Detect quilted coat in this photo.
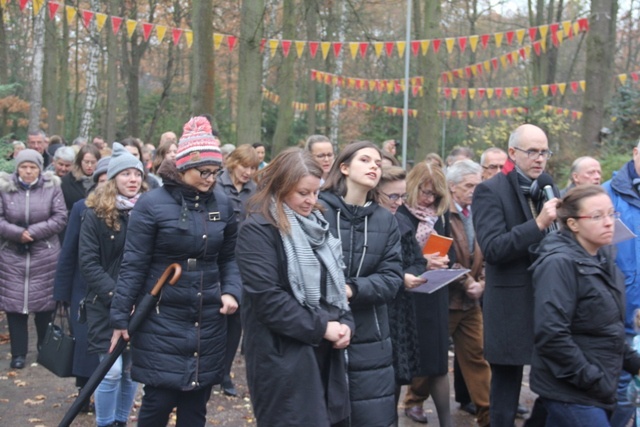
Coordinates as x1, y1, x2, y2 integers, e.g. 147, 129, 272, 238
0, 171, 67, 313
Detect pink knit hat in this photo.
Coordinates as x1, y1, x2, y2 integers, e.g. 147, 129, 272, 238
175, 116, 223, 172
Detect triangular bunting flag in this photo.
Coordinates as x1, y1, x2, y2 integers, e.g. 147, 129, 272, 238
156, 25, 166, 43
506, 31, 515, 45
516, 29, 526, 44
550, 84, 558, 96
519, 48, 526, 60
563, 21, 572, 38
321, 42, 331, 59
185, 30, 193, 47
227, 36, 237, 52
172, 28, 182, 45
295, 41, 305, 58
309, 41, 319, 58
558, 83, 566, 95
332, 42, 342, 58
281, 40, 292, 57
495, 32, 504, 47
48, 1, 59, 20
632, 72, 639, 82
469, 35, 479, 52
385, 42, 394, 57
95, 13, 107, 32
359, 42, 368, 58
513, 87, 520, 97
451, 88, 458, 99
460, 88, 467, 98
269, 40, 279, 58
411, 41, 420, 56
349, 42, 358, 59
111, 16, 123, 35
578, 18, 589, 32
505, 87, 513, 98
570, 81, 579, 93
82, 10, 93, 29
142, 23, 153, 42
458, 37, 467, 52
469, 88, 476, 99
397, 41, 406, 58
33, 0, 44, 16
478, 88, 486, 98
619, 74, 628, 84
539, 25, 548, 39
495, 88, 503, 99
445, 38, 455, 53
483, 60, 490, 72
126, 19, 137, 39
432, 39, 441, 53
487, 88, 494, 99
481, 34, 490, 49
421, 40, 429, 55
500, 55, 507, 68
19, 0, 28, 12
541, 85, 549, 96
213, 33, 224, 50
373, 42, 383, 57
528, 27, 537, 42
491, 57, 498, 70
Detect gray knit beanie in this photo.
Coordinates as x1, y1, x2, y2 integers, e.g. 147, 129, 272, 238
107, 143, 144, 180
15, 149, 44, 172
93, 156, 111, 183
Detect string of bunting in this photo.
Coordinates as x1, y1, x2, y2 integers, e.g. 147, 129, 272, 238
312, 70, 640, 99
261, 87, 582, 120
1, 0, 588, 60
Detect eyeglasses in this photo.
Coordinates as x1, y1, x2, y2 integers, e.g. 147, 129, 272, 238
381, 192, 408, 202
314, 153, 334, 160
197, 168, 219, 179
482, 164, 504, 171
419, 189, 440, 199
574, 212, 621, 222
513, 147, 553, 159
81, 160, 97, 166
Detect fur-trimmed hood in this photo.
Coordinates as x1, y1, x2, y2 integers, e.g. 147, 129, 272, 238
0, 171, 62, 193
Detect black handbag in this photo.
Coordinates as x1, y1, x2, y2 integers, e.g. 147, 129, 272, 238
37, 303, 75, 377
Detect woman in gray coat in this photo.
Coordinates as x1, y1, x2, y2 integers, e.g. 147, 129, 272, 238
0, 149, 67, 369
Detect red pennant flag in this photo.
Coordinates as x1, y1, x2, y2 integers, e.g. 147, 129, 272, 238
461, 111, 468, 119
82, 10, 94, 29
281, 40, 291, 57
519, 48, 526, 60
441, 73, 448, 84
480, 34, 490, 49
359, 42, 369, 58
142, 23, 153, 41
311, 70, 317, 80
337, 77, 343, 86
533, 41, 541, 56
460, 88, 467, 98
332, 42, 342, 58
412, 86, 419, 97
394, 82, 401, 94
384, 42, 394, 57
19, 0, 28, 11
495, 88, 503, 99
532, 86, 539, 95
476, 110, 482, 118
478, 88, 486, 99
48, 2, 60, 20
454, 69, 462, 79
227, 35, 237, 52
578, 18, 589, 32
465, 67, 472, 78
502, 109, 508, 115
550, 23, 559, 36
171, 28, 182, 45
111, 16, 123, 35
513, 87, 520, 97
572, 111, 578, 120
355, 79, 362, 90
259, 38, 266, 53
551, 32, 559, 47
632, 72, 639, 82
443, 88, 451, 99
506, 31, 515, 45
528, 27, 537, 42
309, 41, 319, 58
411, 41, 420, 56
507, 53, 514, 65
476, 64, 483, 76
432, 39, 441, 53
458, 37, 467, 52
491, 58, 498, 70
490, 110, 496, 118
550, 84, 558, 96
570, 81, 579, 93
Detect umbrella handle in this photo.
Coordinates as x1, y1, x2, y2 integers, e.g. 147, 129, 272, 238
150, 263, 182, 297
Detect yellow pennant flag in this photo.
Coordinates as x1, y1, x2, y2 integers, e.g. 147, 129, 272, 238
516, 29, 526, 44
347, 78, 355, 88
387, 82, 394, 94
295, 41, 305, 58
469, 35, 479, 52
505, 87, 513, 98
156, 25, 167, 43
126, 20, 137, 39
562, 21, 572, 36
412, 110, 418, 118
539, 25, 549, 39
483, 110, 489, 118
619, 74, 628, 84
500, 55, 507, 69
486, 88, 494, 99
445, 38, 455, 53
541, 84, 549, 96
332, 76, 339, 86
524, 46, 531, 58
563, 109, 570, 117
269, 39, 279, 58
421, 40, 430, 55
399, 80, 406, 91
451, 88, 458, 99
557, 30, 564, 44
96, 13, 108, 32
573, 22, 580, 35
577, 112, 583, 119
349, 42, 359, 59
540, 39, 547, 52
321, 42, 331, 59
495, 32, 504, 48
66, 5, 76, 25
484, 60, 490, 72
469, 89, 476, 99
185, 30, 193, 47
580, 80, 586, 91
446, 71, 454, 83
418, 87, 424, 97
523, 87, 529, 96
397, 41, 406, 58
0, 0, 6, 9
214, 33, 224, 50
471, 66, 478, 76
373, 42, 384, 58
33, 0, 44, 16
558, 83, 566, 95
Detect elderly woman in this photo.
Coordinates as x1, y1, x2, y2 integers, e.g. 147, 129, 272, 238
0, 149, 67, 369
61, 144, 101, 211
110, 117, 242, 427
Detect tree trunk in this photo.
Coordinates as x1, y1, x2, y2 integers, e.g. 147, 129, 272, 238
237, 0, 265, 146
580, 0, 618, 147
0, 7, 7, 85
78, 0, 102, 139
304, 0, 320, 135
43, 14, 59, 135
191, 0, 215, 118
415, 0, 442, 158
329, 1, 346, 144
272, 0, 297, 153
28, 7, 46, 133
105, 0, 119, 144
56, 0, 70, 138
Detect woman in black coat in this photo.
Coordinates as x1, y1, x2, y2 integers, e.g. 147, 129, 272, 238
61, 144, 101, 211
530, 185, 640, 426
110, 117, 242, 427
236, 148, 353, 427
319, 141, 403, 427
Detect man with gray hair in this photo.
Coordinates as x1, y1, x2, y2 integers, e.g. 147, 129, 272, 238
27, 130, 51, 168
50, 146, 75, 177
561, 156, 602, 196
480, 147, 508, 181
446, 159, 491, 427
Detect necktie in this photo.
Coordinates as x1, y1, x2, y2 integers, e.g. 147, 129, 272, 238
461, 207, 469, 218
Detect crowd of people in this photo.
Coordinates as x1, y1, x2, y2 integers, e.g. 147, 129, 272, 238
1, 119, 640, 427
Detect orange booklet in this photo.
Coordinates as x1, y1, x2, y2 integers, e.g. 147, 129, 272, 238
422, 234, 453, 256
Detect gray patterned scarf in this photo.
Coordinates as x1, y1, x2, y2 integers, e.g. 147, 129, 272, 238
270, 202, 349, 312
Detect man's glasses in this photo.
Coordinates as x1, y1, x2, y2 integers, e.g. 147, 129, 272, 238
381, 192, 408, 202
197, 168, 219, 179
482, 164, 504, 171
513, 147, 553, 159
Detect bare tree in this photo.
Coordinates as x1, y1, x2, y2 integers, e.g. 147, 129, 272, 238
79, 0, 102, 139
191, 0, 215, 118
28, 7, 46, 133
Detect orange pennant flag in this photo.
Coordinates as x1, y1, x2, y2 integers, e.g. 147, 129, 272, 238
397, 41, 406, 58
126, 19, 137, 39
185, 30, 193, 48
445, 38, 455, 53
269, 39, 279, 58
495, 32, 504, 48
295, 41, 305, 58
65, 5, 76, 25
321, 42, 331, 59
516, 29, 526, 44
373, 42, 384, 58
156, 25, 167, 43
214, 33, 224, 50
349, 42, 359, 59
469, 35, 479, 52
96, 13, 108, 32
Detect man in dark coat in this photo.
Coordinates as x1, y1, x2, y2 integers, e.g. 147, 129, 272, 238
471, 124, 558, 427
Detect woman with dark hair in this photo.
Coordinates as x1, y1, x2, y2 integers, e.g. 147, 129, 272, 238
530, 185, 640, 426
79, 143, 147, 427
397, 161, 453, 426
150, 138, 178, 176
319, 141, 403, 427
236, 147, 353, 426
60, 144, 101, 211
110, 117, 242, 427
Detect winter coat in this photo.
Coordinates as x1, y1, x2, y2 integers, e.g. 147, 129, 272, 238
236, 212, 354, 427
61, 171, 91, 212
79, 208, 130, 354
53, 199, 99, 377
0, 171, 67, 313
217, 168, 256, 222
603, 161, 640, 334
318, 192, 403, 427
471, 169, 548, 365
110, 161, 242, 391
530, 230, 640, 410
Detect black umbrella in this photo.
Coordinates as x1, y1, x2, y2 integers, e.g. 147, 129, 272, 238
58, 263, 182, 427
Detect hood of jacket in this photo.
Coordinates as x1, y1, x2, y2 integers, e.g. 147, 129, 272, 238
608, 160, 640, 210
0, 170, 61, 193
319, 191, 378, 223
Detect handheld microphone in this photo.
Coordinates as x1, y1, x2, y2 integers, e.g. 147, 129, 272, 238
536, 173, 556, 201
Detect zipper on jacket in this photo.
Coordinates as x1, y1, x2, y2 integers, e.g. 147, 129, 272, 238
22, 189, 31, 314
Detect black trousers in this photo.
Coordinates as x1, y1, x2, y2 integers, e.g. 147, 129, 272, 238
137, 384, 213, 427
222, 310, 242, 382
6, 311, 54, 357
490, 363, 547, 427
